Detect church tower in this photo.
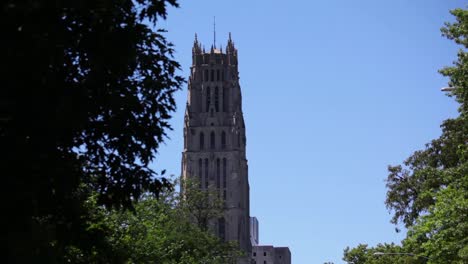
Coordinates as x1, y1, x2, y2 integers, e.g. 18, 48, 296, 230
181, 33, 251, 260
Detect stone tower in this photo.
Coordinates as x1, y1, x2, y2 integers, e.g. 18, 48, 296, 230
181, 33, 251, 260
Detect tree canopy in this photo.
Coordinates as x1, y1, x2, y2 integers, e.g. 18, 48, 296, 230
2, 0, 184, 262
343, 243, 426, 264
385, 8, 467, 229
342, 8, 468, 264
74, 182, 241, 264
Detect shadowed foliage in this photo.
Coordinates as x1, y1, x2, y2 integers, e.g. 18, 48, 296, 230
2, 0, 183, 262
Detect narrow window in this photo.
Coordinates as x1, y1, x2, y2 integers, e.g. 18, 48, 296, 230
221, 70, 224, 81
253, 252, 256, 257
204, 69, 208, 81
223, 158, 227, 189
210, 131, 215, 149
264, 252, 266, 256
216, 159, 220, 188
218, 218, 225, 240
214, 87, 219, 112
216, 69, 220, 81
221, 131, 226, 149
204, 158, 208, 188
206, 87, 211, 112
223, 87, 228, 112
199, 132, 204, 150
198, 159, 202, 188
211, 69, 214, 81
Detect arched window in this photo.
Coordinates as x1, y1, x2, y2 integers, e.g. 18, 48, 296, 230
221, 131, 226, 149
206, 87, 211, 112
216, 158, 220, 188
222, 158, 227, 189
198, 159, 202, 188
211, 69, 214, 81
214, 87, 219, 112
210, 131, 215, 149
204, 69, 208, 81
204, 158, 209, 188
216, 69, 220, 81
199, 132, 204, 150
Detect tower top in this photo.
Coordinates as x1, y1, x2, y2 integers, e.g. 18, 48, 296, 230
192, 33, 202, 54
192, 33, 236, 56
213, 16, 216, 48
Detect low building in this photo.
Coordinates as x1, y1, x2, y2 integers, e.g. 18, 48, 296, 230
252, 245, 291, 264
250, 217, 291, 263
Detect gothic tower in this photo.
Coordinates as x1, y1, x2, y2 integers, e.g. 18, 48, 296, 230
181, 33, 251, 260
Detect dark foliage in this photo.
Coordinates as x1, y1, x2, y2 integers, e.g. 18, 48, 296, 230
1, 0, 183, 262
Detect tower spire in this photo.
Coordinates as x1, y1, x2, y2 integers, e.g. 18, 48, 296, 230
213, 16, 216, 48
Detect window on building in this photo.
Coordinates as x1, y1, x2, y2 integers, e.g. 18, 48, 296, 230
198, 159, 202, 188
216, 69, 220, 81
221, 70, 224, 81
223, 87, 228, 112
218, 217, 225, 240
204, 69, 208, 81
216, 159, 220, 188
221, 131, 226, 149
211, 69, 214, 81
204, 158, 208, 188
214, 87, 219, 112
206, 87, 211, 112
263, 261, 266, 264
253, 252, 256, 256
199, 132, 204, 150
222, 158, 227, 188
264, 252, 266, 256
210, 131, 215, 149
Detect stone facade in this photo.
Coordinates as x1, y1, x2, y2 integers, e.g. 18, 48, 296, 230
181, 33, 251, 262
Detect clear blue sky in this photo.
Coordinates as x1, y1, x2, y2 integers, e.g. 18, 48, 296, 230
151, 1, 465, 263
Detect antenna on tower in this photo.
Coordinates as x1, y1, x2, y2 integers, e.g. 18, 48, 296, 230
213, 16, 216, 48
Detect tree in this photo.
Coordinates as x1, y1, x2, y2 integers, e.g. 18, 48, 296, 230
342, 8, 467, 264
385, 8, 467, 229
2, 0, 183, 262
180, 178, 226, 232
74, 182, 241, 264
404, 183, 468, 263
343, 243, 423, 264
384, 7, 468, 263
